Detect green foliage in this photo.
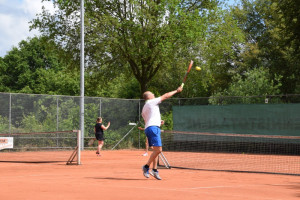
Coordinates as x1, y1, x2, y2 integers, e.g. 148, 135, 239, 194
104, 127, 136, 150
0, 116, 9, 133
19, 115, 44, 132
1, 0, 299, 98
161, 111, 173, 130
209, 67, 282, 104
30, 0, 232, 96
139, 5, 246, 97
200, 8, 246, 93
87, 73, 141, 99
231, 0, 300, 94
0, 36, 79, 95
58, 98, 80, 130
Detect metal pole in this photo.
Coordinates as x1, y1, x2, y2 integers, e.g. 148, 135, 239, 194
56, 97, 59, 131
9, 93, 11, 134
77, 130, 81, 165
138, 100, 141, 149
99, 98, 102, 117
56, 97, 59, 147
80, 0, 85, 150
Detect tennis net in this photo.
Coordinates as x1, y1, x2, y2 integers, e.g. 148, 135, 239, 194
159, 130, 300, 176
0, 130, 81, 164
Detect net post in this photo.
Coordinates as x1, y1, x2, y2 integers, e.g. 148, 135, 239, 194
66, 130, 81, 165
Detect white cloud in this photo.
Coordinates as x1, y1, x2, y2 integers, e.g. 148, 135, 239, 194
22, 0, 56, 16
0, 0, 55, 57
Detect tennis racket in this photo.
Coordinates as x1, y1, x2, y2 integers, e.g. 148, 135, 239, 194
181, 60, 194, 88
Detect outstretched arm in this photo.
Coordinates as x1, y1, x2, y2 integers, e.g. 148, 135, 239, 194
160, 85, 183, 101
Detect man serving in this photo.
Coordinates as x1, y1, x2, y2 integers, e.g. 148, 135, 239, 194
141, 85, 183, 180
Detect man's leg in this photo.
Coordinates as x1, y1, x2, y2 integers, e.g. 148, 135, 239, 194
142, 146, 161, 178
146, 146, 161, 167
148, 146, 163, 180
142, 126, 162, 179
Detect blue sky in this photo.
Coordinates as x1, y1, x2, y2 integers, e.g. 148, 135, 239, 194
0, 0, 240, 57
0, 0, 55, 57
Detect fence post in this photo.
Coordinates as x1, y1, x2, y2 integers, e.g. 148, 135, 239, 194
99, 98, 102, 117
77, 130, 81, 165
56, 97, 59, 147
138, 100, 141, 149
56, 97, 59, 131
9, 93, 11, 134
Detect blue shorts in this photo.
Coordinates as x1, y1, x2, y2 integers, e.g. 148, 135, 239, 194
145, 126, 162, 147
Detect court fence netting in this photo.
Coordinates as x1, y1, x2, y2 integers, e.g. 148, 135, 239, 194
0, 92, 299, 174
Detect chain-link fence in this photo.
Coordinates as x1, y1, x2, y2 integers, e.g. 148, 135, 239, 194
0, 92, 299, 151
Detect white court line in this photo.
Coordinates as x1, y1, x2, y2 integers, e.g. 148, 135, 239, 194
0, 174, 257, 190
110, 184, 289, 200
0, 175, 291, 200
0, 171, 292, 195
0, 171, 292, 190
112, 183, 284, 191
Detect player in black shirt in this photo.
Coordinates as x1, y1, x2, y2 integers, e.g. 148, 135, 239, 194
94, 117, 110, 156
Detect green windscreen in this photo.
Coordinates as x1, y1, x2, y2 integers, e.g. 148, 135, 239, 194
173, 104, 300, 136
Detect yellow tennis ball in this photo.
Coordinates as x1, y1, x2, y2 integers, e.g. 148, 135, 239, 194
195, 66, 201, 71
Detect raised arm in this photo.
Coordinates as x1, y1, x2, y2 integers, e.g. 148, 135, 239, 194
101, 122, 110, 130
160, 86, 183, 102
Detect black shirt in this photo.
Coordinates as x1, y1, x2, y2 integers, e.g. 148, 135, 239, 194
95, 123, 103, 134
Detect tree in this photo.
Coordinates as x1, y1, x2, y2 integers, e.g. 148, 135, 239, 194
0, 57, 10, 91
231, 0, 300, 94
209, 66, 282, 104
275, 0, 300, 55
31, 0, 223, 96
0, 36, 79, 95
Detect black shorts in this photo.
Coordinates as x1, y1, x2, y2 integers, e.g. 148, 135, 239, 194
95, 133, 104, 141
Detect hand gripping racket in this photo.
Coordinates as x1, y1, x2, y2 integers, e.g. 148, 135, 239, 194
181, 60, 193, 88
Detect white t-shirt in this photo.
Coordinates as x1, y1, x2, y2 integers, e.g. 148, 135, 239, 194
142, 97, 162, 129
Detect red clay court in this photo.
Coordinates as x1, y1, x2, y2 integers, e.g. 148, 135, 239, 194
0, 150, 300, 200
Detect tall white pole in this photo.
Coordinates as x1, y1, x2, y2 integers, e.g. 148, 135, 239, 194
80, 0, 85, 150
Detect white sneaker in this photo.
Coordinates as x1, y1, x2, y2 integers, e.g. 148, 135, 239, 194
150, 169, 162, 180
142, 152, 148, 156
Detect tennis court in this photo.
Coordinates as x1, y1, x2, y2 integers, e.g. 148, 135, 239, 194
0, 150, 299, 200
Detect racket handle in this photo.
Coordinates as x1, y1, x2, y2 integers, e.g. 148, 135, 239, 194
181, 83, 184, 88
